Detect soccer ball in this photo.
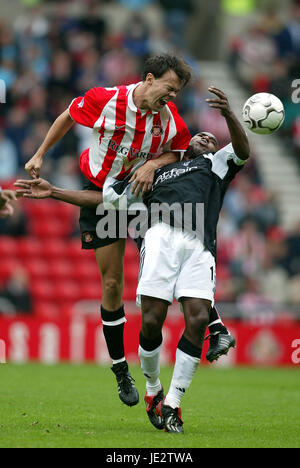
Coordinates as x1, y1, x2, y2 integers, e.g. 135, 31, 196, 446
242, 93, 285, 135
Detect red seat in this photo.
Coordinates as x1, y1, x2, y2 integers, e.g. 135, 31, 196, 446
42, 239, 69, 259
54, 280, 80, 302
24, 200, 58, 218
31, 280, 55, 301
34, 301, 61, 319
125, 241, 139, 262
123, 284, 137, 301
29, 218, 72, 238
17, 237, 43, 258
0, 259, 23, 281
80, 282, 101, 300
0, 237, 17, 257
23, 259, 49, 278
48, 260, 73, 280
71, 260, 99, 281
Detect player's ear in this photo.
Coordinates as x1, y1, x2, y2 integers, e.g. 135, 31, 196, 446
145, 73, 154, 85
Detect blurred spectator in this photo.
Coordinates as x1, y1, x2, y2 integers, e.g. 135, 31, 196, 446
117, 0, 154, 9
158, 0, 195, 50
281, 220, 300, 276
288, 274, 300, 305
0, 200, 28, 236
0, 266, 32, 314
230, 216, 266, 277
0, 129, 19, 181
123, 13, 151, 60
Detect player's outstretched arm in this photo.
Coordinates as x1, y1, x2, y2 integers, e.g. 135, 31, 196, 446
206, 86, 250, 160
15, 179, 103, 208
25, 109, 74, 179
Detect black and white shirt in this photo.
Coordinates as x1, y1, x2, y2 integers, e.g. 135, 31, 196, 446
103, 143, 247, 258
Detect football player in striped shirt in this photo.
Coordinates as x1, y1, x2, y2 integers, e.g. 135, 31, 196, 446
24, 54, 192, 407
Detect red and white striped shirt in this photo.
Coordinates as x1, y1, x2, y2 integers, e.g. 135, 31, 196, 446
68, 82, 191, 188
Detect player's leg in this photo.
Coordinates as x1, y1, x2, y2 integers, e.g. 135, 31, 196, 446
139, 295, 169, 430
94, 240, 139, 407
156, 238, 213, 433
157, 298, 210, 434
79, 183, 138, 407
136, 223, 179, 429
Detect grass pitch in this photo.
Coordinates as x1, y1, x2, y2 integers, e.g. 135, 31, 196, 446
0, 363, 299, 448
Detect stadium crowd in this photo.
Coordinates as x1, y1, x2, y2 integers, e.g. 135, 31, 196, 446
0, 0, 300, 316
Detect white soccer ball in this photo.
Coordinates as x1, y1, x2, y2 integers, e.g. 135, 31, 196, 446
242, 93, 285, 135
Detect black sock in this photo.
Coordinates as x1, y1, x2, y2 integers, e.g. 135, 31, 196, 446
139, 331, 163, 352
208, 306, 228, 335
101, 305, 126, 362
177, 334, 202, 359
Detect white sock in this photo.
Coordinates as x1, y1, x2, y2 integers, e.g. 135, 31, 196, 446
138, 344, 162, 396
164, 348, 200, 409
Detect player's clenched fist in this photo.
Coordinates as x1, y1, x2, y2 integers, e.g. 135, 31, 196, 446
25, 154, 44, 179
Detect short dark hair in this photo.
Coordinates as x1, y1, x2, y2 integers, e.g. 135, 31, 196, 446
142, 54, 192, 88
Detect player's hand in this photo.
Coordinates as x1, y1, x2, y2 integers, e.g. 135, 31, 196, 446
206, 86, 232, 117
0, 190, 18, 208
129, 161, 156, 197
25, 153, 44, 179
0, 203, 14, 218
14, 178, 53, 199
0, 190, 17, 218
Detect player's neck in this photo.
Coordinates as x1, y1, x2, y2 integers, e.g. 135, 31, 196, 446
133, 82, 150, 111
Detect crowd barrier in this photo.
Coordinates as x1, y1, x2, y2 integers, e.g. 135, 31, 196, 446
0, 302, 299, 366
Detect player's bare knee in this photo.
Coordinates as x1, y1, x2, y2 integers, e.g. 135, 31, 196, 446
182, 299, 210, 333
141, 312, 162, 340
102, 277, 123, 300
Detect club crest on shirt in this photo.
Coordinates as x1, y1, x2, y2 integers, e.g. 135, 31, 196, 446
151, 124, 163, 137
83, 232, 94, 243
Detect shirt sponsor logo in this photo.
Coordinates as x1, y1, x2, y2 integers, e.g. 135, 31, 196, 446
108, 138, 155, 161
153, 166, 198, 187
83, 232, 94, 243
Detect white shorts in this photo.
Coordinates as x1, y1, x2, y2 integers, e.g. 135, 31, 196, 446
136, 223, 216, 307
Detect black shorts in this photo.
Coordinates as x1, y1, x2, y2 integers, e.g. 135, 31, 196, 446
79, 177, 138, 250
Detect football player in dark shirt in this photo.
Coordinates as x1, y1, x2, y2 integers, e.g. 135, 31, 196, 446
101, 86, 250, 433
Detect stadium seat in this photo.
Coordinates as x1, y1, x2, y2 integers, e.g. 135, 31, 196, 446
48, 259, 74, 280
0, 258, 24, 279
23, 259, 49, 278
0, 237, 17, 258
54, 280, 81, 302
31, 280, 56, 301
17, 237, 43, 259
122, 284, 137, 301
29, 219, 72, 238
34, 301, 61, 320
42, 239, 70, 259
71, 260, 99, 281
80, 282, 101, 300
